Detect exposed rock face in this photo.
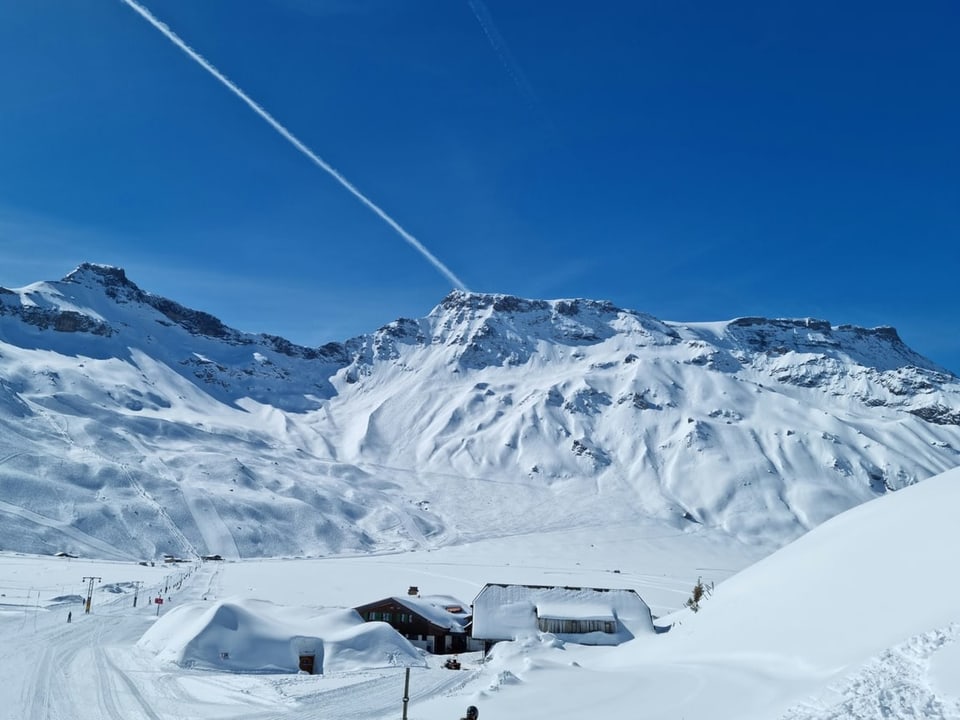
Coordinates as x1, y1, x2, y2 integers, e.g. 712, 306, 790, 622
0, 302, 114, 336
682, 316, 955, 425
909, 404, 960, 426
0, 264, 958, 560
59, 263, 346, 361
425, 290, 680, 370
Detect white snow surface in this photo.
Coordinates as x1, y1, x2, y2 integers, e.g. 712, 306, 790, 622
471, 584, 653, 643
1, 265, 959, 562
2, 466, 960, 719
2, 265, 960, 718
138, 597, 425, 674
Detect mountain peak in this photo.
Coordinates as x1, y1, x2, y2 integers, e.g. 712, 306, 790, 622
715, 315, 940, 374
63, 262, 140, 292
60, 262, 151, 309
2, 266, 960, 559
437, 289, 621, 317
58, 263, 238, 340
416, 290, 680, 370
64, 262, 129, 284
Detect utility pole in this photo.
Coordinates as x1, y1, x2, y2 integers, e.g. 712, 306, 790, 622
132, 581, 142, 608
82, 576, 101, 614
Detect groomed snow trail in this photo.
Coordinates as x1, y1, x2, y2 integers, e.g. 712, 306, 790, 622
1, 561, 483, 720
10, 590, 174, 720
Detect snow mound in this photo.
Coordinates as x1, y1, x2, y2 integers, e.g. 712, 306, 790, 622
659, 465, 960, 669
137, 597, 426, 674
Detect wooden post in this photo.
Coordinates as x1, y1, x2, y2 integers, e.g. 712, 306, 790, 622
401, 667, 410, 720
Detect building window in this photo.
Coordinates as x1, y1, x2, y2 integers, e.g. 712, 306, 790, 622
537, 618, 616, 634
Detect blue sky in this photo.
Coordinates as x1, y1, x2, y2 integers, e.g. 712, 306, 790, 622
1, 0, 958, 372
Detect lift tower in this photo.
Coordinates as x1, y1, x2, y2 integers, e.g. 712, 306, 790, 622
82, 576, 101, 614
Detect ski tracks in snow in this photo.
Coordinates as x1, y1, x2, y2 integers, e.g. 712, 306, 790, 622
8, 580, 194, 720
0, 499, 130, 561
253, 666, 478, 720
22, 399, 199, 559
6, 565, 480, 720
781, 625, 960, 720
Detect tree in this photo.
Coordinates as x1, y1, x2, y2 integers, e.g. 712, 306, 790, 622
685, 576, 711, 613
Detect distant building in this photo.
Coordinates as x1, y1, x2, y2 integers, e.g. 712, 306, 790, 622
470, 583, 654, 652
354, 594, 478, 655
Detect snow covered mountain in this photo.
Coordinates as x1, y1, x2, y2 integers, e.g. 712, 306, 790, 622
1, 263, 958, 560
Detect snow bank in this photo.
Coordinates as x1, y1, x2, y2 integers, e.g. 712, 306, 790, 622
556, 465, 960, 720
137, 597, 425, 673
656, 466, 960, 669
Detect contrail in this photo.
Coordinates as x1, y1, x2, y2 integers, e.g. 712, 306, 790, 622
119, 0, 468, 291
467, 0, 540, 112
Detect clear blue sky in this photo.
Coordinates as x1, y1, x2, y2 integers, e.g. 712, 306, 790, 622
1, 1, 958, 372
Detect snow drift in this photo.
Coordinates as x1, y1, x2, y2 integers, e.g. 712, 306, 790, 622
137, 597, 425, 674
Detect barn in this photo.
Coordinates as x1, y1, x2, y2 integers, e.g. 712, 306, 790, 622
470, 583, 654, 651
354, 594, 476, 655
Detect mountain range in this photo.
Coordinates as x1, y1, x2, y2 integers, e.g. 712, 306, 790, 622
1, 263, 958, 560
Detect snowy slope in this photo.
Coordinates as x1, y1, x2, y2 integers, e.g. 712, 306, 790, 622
3, 466, 960, 720
1, 264, 958, 560
469, 465, 960, 720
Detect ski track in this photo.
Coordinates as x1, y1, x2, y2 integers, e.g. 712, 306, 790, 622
122, 458, 198, 559
6, 549, 960, 719
100, 647, 165, 720
0, 450, 27, 465
396, 506, 433, 550
255, 666, 477, 720
4, 571, 191, 720
25, 643, 56, 720
177, 482, 239, 560
13, 400, 197, 560
0, 499, 130, 560
2, 563, 484, 720
94, 642, 126, 720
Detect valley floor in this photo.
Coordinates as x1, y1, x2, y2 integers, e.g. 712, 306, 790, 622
2, 510, 960, 720
4, 559, 476, 720
0, 520, 756, 719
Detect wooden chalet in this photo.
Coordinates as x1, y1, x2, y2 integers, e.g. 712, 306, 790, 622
353, 594, 471, 655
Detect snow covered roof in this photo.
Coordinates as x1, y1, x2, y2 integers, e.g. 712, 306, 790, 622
355, 594, 471, 633
471, 584, 653, 643
138, 597, 425, 674
535, 601, 615, 622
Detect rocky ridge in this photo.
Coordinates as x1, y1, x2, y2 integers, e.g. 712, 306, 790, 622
0, 265, 958, 560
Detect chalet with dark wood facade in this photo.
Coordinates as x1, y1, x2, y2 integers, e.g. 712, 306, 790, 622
353, 594, 471, 655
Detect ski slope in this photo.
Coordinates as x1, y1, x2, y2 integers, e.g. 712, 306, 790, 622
3, 467, 960, 720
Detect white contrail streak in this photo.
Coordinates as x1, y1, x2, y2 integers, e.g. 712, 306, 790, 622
467, 0, 539, 112
119, 0, 468, 291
